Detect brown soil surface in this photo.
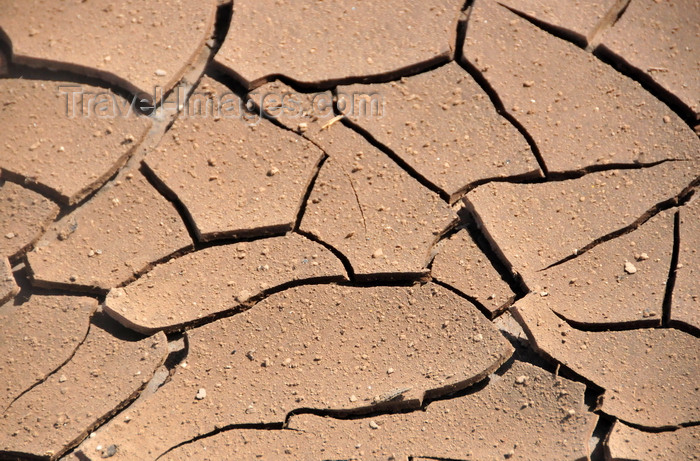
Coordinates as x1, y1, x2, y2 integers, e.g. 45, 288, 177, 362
465, 161, 697, 280
215, 0, 462, 89
0, 316, 167, 459
145, 77, 325, 242
0, 179, 59, 260
432, 228, 516, 316
26, 169, 192, 292
528, 210, 674, 326
605, 420, 700, 459
514, 296, 700, 428
497, 0, 616, 46
0, 294, 96, 411
0, 78, 151, 204
1, 0, 698, 459
299, 121, 457, 279
0, 0, 218, 103
596, 0, 700, 116
74, 284, 512, 460
340, 61, 542, 200
463, 0, 698, 172
104, 234, 347, 333
161, 360, 597, 460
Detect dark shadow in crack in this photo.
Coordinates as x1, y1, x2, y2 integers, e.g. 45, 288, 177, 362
139, 161, 210, 246
12, 263, 103, 305
456, 204, 530, 298
662, 210, 681, 327
593, 46, 697, 127
113, 275, 346, 335
294, 229, 356, 281
496, 0, 633, 50
425, 217, 520, 319
588, 413, 616, 461
215, 50, 456, 95
551, 308, 662, 333
293, 155, 329, 232
91, 311, 148, 342
154, 423, 286, 461
458, 208, 529, 297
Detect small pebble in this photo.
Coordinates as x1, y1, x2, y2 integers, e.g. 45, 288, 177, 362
369, 421, 379, 429
349, 395, 358, 402
154, 69, 167, 76
636, 252, 649, 261
387, 367, 394, 375
662, 115, 671, 124
236, 290, 251, 302
4, 232, 15, 239
372, 248, 384, 259
624, 261, 637, 274
58, 375, 67, 383
195, 388, 207, 400
515, 375, 528, 385
102, 444, 118, 458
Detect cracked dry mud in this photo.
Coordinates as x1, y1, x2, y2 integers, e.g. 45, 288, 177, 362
0, 0, 698, 460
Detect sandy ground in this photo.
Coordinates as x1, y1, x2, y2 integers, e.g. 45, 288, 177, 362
0, 0, 698, 460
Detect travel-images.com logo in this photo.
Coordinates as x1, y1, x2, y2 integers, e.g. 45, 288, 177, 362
59, 85, 385, 124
